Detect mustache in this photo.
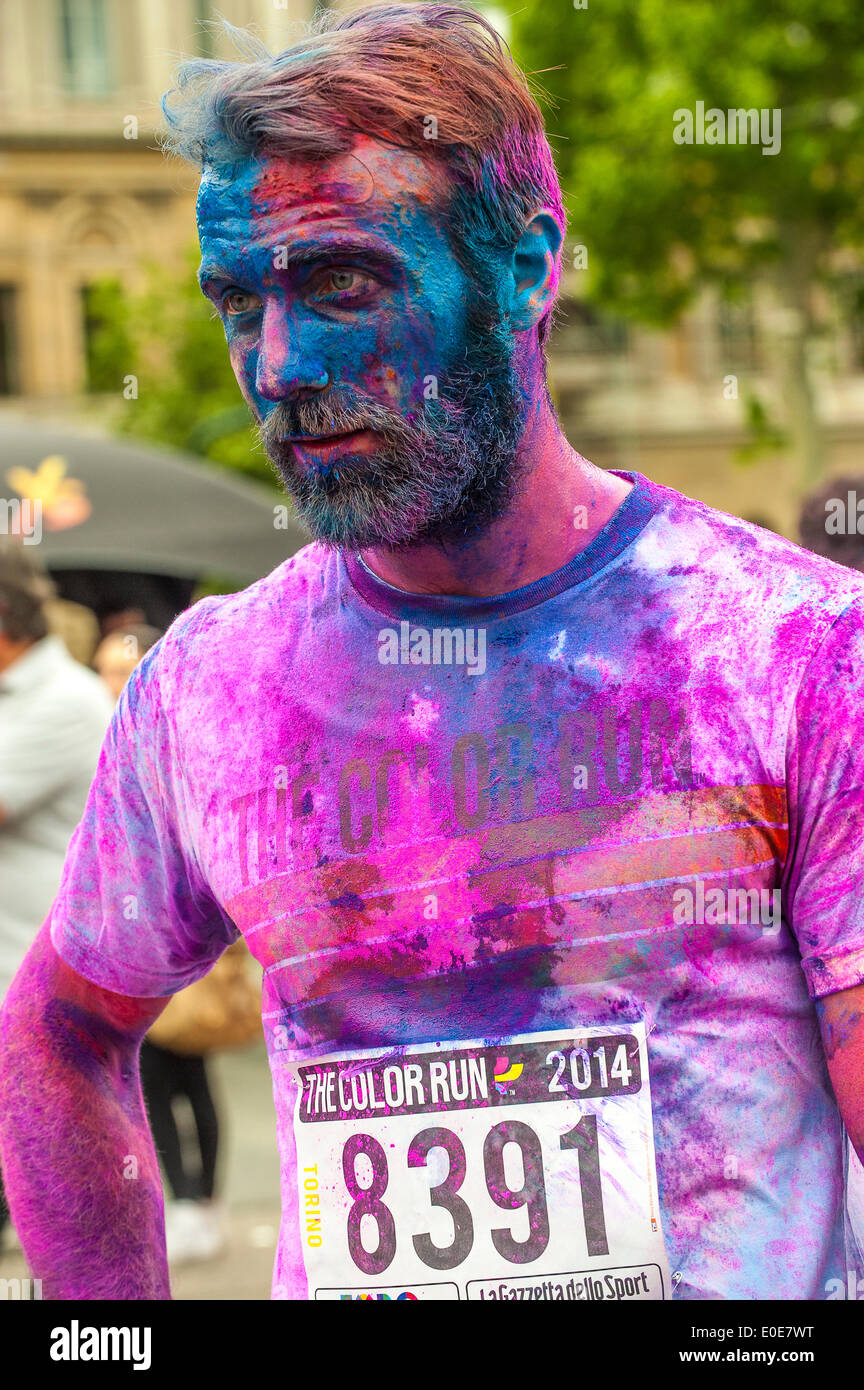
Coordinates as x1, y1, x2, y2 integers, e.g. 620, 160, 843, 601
258, 394, 423, 450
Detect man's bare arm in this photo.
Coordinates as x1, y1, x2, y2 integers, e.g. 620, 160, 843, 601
817, 979, 864, 1164
0, 920, 172, 1299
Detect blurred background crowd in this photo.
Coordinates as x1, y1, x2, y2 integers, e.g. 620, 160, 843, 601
1, 0, 863, 1298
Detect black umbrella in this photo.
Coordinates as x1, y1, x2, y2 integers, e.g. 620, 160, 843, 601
0, 418, 307, 582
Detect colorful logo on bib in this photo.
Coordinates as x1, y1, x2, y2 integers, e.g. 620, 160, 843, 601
493, 1056, 524, 1095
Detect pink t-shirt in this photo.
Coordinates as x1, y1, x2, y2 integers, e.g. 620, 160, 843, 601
51, 473, 864, 1299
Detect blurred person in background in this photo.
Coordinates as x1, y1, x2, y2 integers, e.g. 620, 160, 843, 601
138, 945, 261, 1266
0, 539, 113, 1249
799, 475, 864, 573
43, 596, 101, 669
94, 624, 163, 701
94, 623, 255, 1266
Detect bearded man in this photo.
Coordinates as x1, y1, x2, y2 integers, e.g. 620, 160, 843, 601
1, 4, 863, 1302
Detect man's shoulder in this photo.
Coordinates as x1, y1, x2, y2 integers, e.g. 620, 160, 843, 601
147, 540, 335, 680
637, 476, 864, 627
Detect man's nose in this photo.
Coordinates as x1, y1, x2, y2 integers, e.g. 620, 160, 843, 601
254, 305, 329, 402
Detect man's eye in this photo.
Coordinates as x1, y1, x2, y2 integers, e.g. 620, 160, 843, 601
223, 290, 261, 316
312, 270, 375, 303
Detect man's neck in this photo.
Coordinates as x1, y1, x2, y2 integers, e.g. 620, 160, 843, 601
359, 395, 634, 599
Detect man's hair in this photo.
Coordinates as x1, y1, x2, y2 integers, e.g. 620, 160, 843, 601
0, 540, 54, 643
161, 3, 565, 344
799, 475, 864, 571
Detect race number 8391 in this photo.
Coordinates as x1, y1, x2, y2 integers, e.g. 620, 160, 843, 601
291, 1025, 670, 1300
343, 1112, 607, 1274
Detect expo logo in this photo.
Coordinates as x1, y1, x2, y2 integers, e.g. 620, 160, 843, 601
340, 1291, 418, 1300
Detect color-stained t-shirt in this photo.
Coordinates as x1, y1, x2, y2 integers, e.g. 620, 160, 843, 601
50, 471, 864, 1300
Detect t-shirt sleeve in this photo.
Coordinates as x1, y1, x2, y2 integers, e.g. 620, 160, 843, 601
50, 636, 240, 998
783, 593, 864, 999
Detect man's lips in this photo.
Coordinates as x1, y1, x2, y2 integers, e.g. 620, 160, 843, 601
280, 428, 378, 461
285, 429, 370, 446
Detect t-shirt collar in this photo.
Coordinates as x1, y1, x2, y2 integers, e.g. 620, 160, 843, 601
342, 470, 660, 622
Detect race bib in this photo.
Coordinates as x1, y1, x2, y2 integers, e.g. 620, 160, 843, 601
291, 1023, 671, 1300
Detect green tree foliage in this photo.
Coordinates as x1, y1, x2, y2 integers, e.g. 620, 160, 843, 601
511, 0, 864, 481
82, 279, 134, 394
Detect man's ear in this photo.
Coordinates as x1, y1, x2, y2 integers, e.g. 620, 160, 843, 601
505, 210, 564, 332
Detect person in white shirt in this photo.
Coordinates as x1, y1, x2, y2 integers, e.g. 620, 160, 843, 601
0, 540, 113, 1243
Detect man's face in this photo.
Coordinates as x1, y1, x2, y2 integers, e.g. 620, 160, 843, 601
197, 137, 525, 549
